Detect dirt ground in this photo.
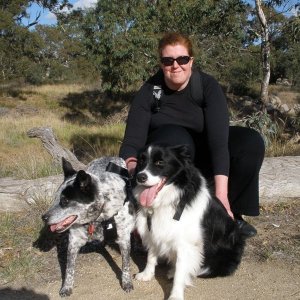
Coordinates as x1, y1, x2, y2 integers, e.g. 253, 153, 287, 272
1, 200, 299, 300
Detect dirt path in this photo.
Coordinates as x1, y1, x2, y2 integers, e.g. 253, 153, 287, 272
1, 201, 299, 300
2, 252, 299, 300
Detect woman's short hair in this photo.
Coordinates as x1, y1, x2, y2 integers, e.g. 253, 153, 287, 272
158, 32, 194, 57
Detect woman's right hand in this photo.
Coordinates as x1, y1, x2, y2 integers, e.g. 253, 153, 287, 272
125, 157, 137, 176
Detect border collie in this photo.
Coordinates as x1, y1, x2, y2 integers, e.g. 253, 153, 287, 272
133, 145, 246, 300
42, 157, 135, 297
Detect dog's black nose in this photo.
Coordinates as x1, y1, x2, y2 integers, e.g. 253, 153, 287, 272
137, 173, 147, 183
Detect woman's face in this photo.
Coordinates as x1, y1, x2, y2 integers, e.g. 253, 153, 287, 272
160, 44, 193, 91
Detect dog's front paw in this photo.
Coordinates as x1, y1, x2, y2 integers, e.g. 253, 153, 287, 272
168, 297, 184, 300
135, 271, 154, 281
122, 280, 134, 292
122, 280, 133, 293
59, 286, 72, 297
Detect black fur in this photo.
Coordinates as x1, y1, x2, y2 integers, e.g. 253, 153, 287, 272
200, 196, 246, 277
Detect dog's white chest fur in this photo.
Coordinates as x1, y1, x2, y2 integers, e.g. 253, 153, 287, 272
136, 183, 210, 260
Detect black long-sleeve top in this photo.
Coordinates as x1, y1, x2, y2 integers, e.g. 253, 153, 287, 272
119, 69, 230, 176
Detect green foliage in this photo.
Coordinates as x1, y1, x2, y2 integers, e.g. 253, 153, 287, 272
227, 46, 261, 95
240, 110, 282, 147
0, 0, 299, 95
67, 0, 251, 93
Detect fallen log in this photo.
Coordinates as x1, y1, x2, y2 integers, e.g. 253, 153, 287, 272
0, 127, 299, 212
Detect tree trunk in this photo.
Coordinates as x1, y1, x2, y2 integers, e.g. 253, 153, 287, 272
255, 0, 271, 104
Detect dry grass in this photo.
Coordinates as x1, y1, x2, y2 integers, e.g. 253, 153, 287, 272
0, 199, 51, 285
0, 83, 126, 178
0, 82, 299, 178
269, 85, 300, 105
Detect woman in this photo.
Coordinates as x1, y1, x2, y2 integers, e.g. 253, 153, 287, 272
119, 32, 265, 237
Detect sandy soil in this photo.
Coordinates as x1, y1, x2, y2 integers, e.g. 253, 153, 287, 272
1, 201, 299, 300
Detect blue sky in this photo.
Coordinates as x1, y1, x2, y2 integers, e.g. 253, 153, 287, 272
24, 0, 299, 27
24, 0, 97, 26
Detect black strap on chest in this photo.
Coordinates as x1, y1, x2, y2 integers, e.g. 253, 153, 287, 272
173, 200, 187, 221
146, 200, 187, 232
105, 162, 137, 209
151, 68, 204, 114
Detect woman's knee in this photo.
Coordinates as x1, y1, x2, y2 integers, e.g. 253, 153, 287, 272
229, 126, 265, 158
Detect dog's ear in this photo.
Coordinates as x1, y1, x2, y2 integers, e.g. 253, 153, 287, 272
170, 144, 192, 162
62, 157, 77, 179
74, 170, 92, 193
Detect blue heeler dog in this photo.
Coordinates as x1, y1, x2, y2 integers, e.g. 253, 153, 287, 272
42, 157, 136, 297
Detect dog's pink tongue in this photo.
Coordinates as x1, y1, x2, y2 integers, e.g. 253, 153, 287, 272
50, 215, 77, 232
140, 185, 158, 207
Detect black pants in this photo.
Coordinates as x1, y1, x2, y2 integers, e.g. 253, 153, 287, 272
147, 125, 265, 216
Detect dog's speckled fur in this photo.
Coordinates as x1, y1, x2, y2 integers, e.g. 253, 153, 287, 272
42, 157, 135, 297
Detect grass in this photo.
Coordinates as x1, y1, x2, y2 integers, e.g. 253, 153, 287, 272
0, 83, 126, 178
1, 82, 300, 178
0, 199, 51, 285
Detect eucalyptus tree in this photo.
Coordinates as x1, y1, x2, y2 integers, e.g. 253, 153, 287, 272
245, 0, 299, 103
0, 0, 70, 81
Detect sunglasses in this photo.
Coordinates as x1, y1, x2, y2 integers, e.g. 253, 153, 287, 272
160, 56, 191, 67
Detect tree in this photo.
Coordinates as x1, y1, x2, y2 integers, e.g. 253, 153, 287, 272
255, 0, 271, 103
0, 0, 71, 81
246, 0, 299, 103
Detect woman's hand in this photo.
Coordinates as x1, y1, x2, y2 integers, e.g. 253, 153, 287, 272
214, 175, 234, 219
125, 157, 137, 176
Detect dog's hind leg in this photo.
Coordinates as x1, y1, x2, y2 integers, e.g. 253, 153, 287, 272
60, 230, 87, 297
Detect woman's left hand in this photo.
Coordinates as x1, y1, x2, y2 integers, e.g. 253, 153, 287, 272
214, 175, 234, 220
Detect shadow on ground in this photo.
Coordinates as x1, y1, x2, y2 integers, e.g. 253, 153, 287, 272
59, 90, 133, 125
69, 132, 122, 162
0, 287, 49, 300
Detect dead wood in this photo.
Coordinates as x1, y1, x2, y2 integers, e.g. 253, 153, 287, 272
27, 127, 86, 170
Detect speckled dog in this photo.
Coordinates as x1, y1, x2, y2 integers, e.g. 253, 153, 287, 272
42, 157, 135, 297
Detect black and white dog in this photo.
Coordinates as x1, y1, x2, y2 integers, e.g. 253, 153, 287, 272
42, 157, 135, 297
133, 145, 246, 300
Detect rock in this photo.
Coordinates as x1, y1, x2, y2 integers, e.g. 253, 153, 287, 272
269, 95, 282, 107
279, 104, 290, 114
0, 157, 299, 212
259, 156, 300, 203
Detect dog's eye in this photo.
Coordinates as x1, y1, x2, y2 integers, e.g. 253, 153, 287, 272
154, 160, 164, 167
60, 195, 69, 207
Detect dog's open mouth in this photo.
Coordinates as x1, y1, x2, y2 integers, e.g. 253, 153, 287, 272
139, 178, 167, 207
50, 215, 77, 233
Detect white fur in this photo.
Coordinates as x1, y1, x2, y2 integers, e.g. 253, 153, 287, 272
135, 177, 211, 300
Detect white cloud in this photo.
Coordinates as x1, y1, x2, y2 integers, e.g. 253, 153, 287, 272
41, 0, 97, 25
72, 0, 97, 10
